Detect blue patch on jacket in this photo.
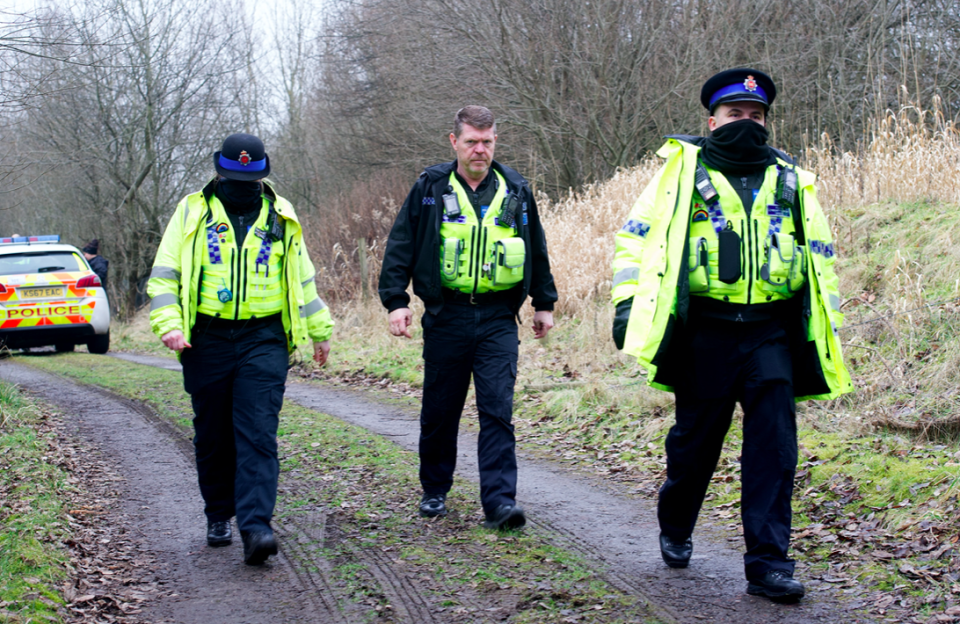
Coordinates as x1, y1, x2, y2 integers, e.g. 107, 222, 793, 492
621, 219, 651, 238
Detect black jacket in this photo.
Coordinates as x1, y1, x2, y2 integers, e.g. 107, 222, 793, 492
378, 160, 557, 315
88, 254, 109, 287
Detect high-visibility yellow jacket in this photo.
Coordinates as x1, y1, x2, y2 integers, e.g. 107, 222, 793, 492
148, 179, 333, 356
612, 137, 852, 401
439, 170, 526, 293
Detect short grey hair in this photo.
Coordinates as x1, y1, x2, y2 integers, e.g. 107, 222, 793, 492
454, 106, 496, 137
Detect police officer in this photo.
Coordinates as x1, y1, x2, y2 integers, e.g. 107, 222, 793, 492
148, 133, 334, 565
611, 70, 852, 602
379, 106, 557, 529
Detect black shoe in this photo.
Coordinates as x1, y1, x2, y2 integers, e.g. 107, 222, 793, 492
419, 493, 448, 518
206, 520, 232, 547
659, 533, 693, 568
483, 505, 526, 530
241, 531, 278, 565
747, 570, 805, 603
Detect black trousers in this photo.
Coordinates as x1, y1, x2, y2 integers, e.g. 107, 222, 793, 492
420, 301, 519, 517
657, 317, 798, 580
180, 316, 288, 534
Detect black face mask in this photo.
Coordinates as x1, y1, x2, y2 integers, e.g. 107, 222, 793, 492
216, 179, 262, 214
700, 118, 776, 174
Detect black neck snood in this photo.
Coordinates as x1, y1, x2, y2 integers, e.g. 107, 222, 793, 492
701, 119, 776, 174
215, 179, 262, 214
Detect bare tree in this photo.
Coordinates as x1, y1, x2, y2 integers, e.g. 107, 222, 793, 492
6, 0, 248, 317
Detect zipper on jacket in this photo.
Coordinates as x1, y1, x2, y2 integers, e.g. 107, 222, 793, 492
242, 249, 249, 303
468, 226, 476, 278
473, 226, 487, 295
740, 177, 753, 305
233, 249, 241, 320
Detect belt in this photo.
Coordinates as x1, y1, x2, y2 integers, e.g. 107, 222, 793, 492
441, 287, 517, 306
689, 297, 797, 323
194, 312, 283, 332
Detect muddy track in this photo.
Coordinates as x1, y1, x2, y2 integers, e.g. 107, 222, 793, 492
109, 353, 870, 624
0, 361, 348, 624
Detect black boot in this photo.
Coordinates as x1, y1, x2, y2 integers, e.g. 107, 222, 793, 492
206, 520, 232, 547
419, 493, 448, 518
747, 570, 805, 603
659, 533, 693, 568
241, 531, 278, 565
483, 505, 526, 530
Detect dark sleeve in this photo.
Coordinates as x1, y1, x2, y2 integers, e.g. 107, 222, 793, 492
524, 188, 558, 311
377, 179, 423, 312
92, 256, 109, 283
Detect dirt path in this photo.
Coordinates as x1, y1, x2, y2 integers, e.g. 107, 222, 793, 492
0, 361, 346, 624
106, 352, 864, 624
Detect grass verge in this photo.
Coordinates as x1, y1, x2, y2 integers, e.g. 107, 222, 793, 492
0, 381, 68, 623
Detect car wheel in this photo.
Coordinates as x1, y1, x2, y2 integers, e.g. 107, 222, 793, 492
55, 342, 75, 353
88, 331, 110, 354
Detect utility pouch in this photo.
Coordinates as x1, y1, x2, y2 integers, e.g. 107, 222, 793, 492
760, 233, 795, 287
688, 236, 709, 293
441, 237, 464, 281
717, 226, 741, 284
490, 237, 525, 286
788, 245, 806, 292
498, 193, 520, 229
442, 192, 461, 219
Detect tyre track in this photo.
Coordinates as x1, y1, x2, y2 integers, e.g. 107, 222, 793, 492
282, 511, 446, 624
272, 514, 356, 624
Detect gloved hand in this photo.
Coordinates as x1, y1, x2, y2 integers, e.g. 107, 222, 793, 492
612, 297, 633, 350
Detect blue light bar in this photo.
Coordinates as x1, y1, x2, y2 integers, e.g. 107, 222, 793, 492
0, 235, 61, 245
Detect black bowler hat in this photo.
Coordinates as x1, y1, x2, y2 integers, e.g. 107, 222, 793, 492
213, 133, 271, 181
700, 69, 777, 113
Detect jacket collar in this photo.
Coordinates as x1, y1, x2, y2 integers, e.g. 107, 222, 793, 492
422, 160, 528, 193
200, 177, 298, 224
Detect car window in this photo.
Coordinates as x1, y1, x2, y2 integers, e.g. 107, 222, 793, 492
0, 252, 85, 276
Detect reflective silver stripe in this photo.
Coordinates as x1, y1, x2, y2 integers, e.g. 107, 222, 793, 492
150, 293, 180, 311
150, 266, 181, 281
301, 297, 326, 318
301, 275, 316, 288
612, 267, 640, 288
829, 293, 841, 311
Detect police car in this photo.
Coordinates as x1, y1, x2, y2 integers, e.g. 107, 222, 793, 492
0, 235, 111, 353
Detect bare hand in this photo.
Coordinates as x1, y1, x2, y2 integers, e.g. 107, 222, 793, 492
313, 340, 330, 366
532, 310, 554, 339
388, 308, 413, 338
161, 330, 191, 353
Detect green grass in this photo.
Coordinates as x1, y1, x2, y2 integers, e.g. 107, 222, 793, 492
19, 353, 665, 623
0, 382, 69, 624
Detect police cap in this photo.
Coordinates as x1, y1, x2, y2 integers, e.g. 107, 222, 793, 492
700, 68, 776, 113
213, 133, 271, 181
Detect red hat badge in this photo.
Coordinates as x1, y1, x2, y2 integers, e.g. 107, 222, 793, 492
744, 75, 758, 92
238, 150, 251, 166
